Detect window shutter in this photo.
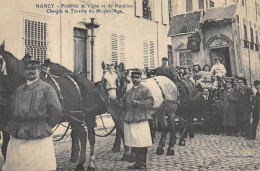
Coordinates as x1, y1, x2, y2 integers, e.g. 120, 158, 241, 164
119, 35, 126, 64
154, 0, 161, 22
143, 40, 149, 68
111, 33, 118, 63
135, 0, 142, 17
162, 0, 169, 25
24, 19, 47, 63
111, 33, 126, 64
150, 41, 155, 68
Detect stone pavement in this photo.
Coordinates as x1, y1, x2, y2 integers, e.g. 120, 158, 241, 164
1, 118, 260, 170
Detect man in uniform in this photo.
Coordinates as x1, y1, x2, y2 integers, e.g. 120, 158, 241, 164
250, 80, 260, 140
3, 56, 62, 170
124, 71, 154, 169
156, 57, 178, 82
236, 77, 253, 138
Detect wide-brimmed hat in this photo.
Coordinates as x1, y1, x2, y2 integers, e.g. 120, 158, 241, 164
254, 80, 260, 86
131, 71, 142, 78
22, 54, 40, 69
162, 57, 168, 61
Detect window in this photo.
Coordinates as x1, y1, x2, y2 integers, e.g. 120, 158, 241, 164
256, 30, 259, 51
143, 40, 155, 69
110, 33, 126, 64
210, 0, 214, 7
186, 0, 193, 12
24, 19, 48, 63
179, 52, 193, 67
242, 0, 245, 6
243, 24, 248, 48
250, 27, 254, 50
143, 0, 152, 20
168, 45, 173, 65
199, 0, 204, 9
169, 0, 172, 24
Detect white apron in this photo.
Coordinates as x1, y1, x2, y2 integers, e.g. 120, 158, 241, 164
3, 135, 56, 171
124, 121, 152, 147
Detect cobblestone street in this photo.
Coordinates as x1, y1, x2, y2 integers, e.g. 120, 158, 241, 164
1, 116, 260, 170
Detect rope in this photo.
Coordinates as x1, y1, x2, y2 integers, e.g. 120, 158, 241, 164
53, 123, 71, 141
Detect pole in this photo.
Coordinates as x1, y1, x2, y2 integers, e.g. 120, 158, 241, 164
91, 29, 94, 82
245, 1, 252, 87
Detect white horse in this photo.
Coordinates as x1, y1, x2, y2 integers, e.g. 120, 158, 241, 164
101, 64, 179, 156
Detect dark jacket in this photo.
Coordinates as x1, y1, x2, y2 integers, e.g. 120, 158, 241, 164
5, 79, 62, 139
156, 65, 177, 82
124, 84, 154, 123
222, 88, 237, 127
237, 86, 253, 113
193, 92, 214, 114
253, 91, 260, 115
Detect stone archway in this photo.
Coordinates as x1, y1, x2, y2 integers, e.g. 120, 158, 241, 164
206, 34, 232, 49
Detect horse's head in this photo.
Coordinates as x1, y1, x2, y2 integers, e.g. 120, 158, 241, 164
0, 41, 25, 105
101, 61, 130, 102
40, 58, 72, 76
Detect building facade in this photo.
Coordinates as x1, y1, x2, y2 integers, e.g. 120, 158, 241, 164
168, 0, 260, 86
0, 0, 173, 82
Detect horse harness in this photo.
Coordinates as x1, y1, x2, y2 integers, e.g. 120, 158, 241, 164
152, 77, 187, 122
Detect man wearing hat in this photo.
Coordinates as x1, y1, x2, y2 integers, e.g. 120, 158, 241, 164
123, 70, 154, 169
156, 57, 178, 82
236, 77, 253, 138
250, 80, 260, 140
3, 55, 62, 170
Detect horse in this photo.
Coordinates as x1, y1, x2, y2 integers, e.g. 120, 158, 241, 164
101, 64, 179, 156
0, 41, 107, 171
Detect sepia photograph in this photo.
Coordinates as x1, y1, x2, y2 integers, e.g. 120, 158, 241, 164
0, 0, 260, 170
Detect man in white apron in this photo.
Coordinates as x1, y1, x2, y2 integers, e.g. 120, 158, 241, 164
3, 56, 62, 171
123, 71, 154, 169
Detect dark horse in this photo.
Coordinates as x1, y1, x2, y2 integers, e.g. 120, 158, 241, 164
0, 41, 109, 171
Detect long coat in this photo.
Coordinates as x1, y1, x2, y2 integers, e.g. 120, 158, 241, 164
222, 88, 237, 127
123, 84, 154, 147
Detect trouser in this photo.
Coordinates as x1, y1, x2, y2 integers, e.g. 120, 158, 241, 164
237, 111, 251, 137
252, 111, 259, 139
132, 147, 148, 166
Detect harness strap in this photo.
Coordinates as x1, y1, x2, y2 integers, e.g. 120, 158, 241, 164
153, 77, 166, 101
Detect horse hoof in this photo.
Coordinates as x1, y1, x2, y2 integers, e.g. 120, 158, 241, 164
120, 154, 130, 161
166, 150, 175, 156
156, 148, 164, 155
189, 132, 195, 138
112, 146, 120, 153
75, 164, 84, 171
87, 166, 96, 171
179, 140, 185, 146
70, 157, 79, 163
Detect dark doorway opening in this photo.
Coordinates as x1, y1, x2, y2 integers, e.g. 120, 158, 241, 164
73, 27, 87, 76
209, 47, 232, 77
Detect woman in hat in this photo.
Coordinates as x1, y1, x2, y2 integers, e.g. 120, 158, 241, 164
178, 66, 185, 77
210, 57, 227, 89
197, 64, 214, 89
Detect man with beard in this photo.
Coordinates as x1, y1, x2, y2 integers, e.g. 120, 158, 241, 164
3, 55, 62, 171
124, 71, 154, 169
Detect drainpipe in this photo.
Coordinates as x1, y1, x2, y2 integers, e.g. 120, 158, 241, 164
60, 0, 63, 65
156, 21, 160, 67
245, 2, 252, 87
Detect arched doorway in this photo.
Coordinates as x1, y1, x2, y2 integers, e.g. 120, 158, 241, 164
207, 35, 233, 77
73, 22, 89, 77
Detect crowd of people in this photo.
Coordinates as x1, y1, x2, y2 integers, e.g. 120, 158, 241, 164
156, 56, 260, 141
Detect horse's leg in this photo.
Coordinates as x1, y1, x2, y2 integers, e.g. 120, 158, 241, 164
110, 113, 121, 152
75, 125, 87, 171
1, 131, 10, 162
166, 103, 177, 156
70, 123, 80, 163
156, 111, 167, 155
86, 115, 96, 171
